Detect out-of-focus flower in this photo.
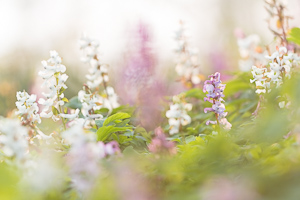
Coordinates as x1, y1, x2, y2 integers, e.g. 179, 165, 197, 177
116, 22, 165, 130
175, 21, 203, 87
0, 119, 28, 161
21, 152, 64, 193
15, 91, 41, 124
62, 124, 120, 195
235, 29, 267, 72
148, 127, 177, 155
166, 95, 192, 135
200, 176, 259, 200
203, 72, 231, 130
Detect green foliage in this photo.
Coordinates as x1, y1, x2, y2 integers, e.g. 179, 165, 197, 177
287, 27, 300, 45
96, 112, 133, 142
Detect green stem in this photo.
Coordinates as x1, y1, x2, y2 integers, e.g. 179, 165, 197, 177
56, 78, 67, 131
179, 123, 186, 144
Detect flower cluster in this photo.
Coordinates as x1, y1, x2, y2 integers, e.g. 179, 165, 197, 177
38, 51, 79, 121
78, 87, 103, 120
251, 46, 300, 94
79, 34, 109, 90
166, 95, 192, 135
15, 91, 41, 125
250, 65, 269, 94
148, 127, 177, 155
78, 35, 119, 122
235, 30, 266, 71
203, 72, 231, 130
174, 22, 202, 87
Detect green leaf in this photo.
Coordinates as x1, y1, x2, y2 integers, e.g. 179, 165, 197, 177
52, 106, 59, 115
94, 108, 109, 115
135, 126, 151, 142
65, 96, 82, 109
97, 126, 131, 141
115, 119, 131, 127
95, 119, 106, 128
103, 112, 131, 126
287, 27, 300, 45
62, 97, 69, 103
185, 88, 204, 99
111, 105, 135, 116
185, 135, 196, 143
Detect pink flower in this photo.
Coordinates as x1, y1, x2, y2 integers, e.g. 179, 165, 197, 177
148, 127, 177, 155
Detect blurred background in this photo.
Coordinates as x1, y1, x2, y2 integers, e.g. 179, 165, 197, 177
1, 0, 300, 116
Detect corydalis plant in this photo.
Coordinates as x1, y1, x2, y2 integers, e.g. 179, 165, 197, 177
251, 46, 299, 94
174, 21, 202, 88
203, 72, 231, 131
38, 51, 79, 128
78, 34, 119, 123
166, 94, 192, 135
15, 91, 52, 142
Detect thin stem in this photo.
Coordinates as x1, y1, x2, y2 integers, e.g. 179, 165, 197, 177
179, 123, 186, 144
253, 95, 263, 117
56, 78, 66, 131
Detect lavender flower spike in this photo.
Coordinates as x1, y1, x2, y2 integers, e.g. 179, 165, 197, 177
203, 72, 231, 130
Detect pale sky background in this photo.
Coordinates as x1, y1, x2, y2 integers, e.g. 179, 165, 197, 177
1, 0, 299, 67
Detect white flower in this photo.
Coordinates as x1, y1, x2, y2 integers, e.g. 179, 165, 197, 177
0, 119, 28, 160
15, 91, 41, 124
279, 101, 286, 109
236, 33, 267, 71
174, 23, 202, 85
38, 51, 69, 121
250, 66, 269, 94
21, 154, 64, 192
166, 99, 192, 135
59, 109, 80, 119
79, 34, 120, 116
62, 123, 96, 145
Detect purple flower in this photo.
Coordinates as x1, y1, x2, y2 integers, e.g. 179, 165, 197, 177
203, 72, 231, 130
116, 21, 167, 130
148, 127, 177, 155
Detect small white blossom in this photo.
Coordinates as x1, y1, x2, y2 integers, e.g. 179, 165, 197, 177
166, 96, 192, 135
250, 66, 269, 94
0, 119, 28, 161
79, 34, 120, 119
15, 91, 41, 124
174, 22, 202, 86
